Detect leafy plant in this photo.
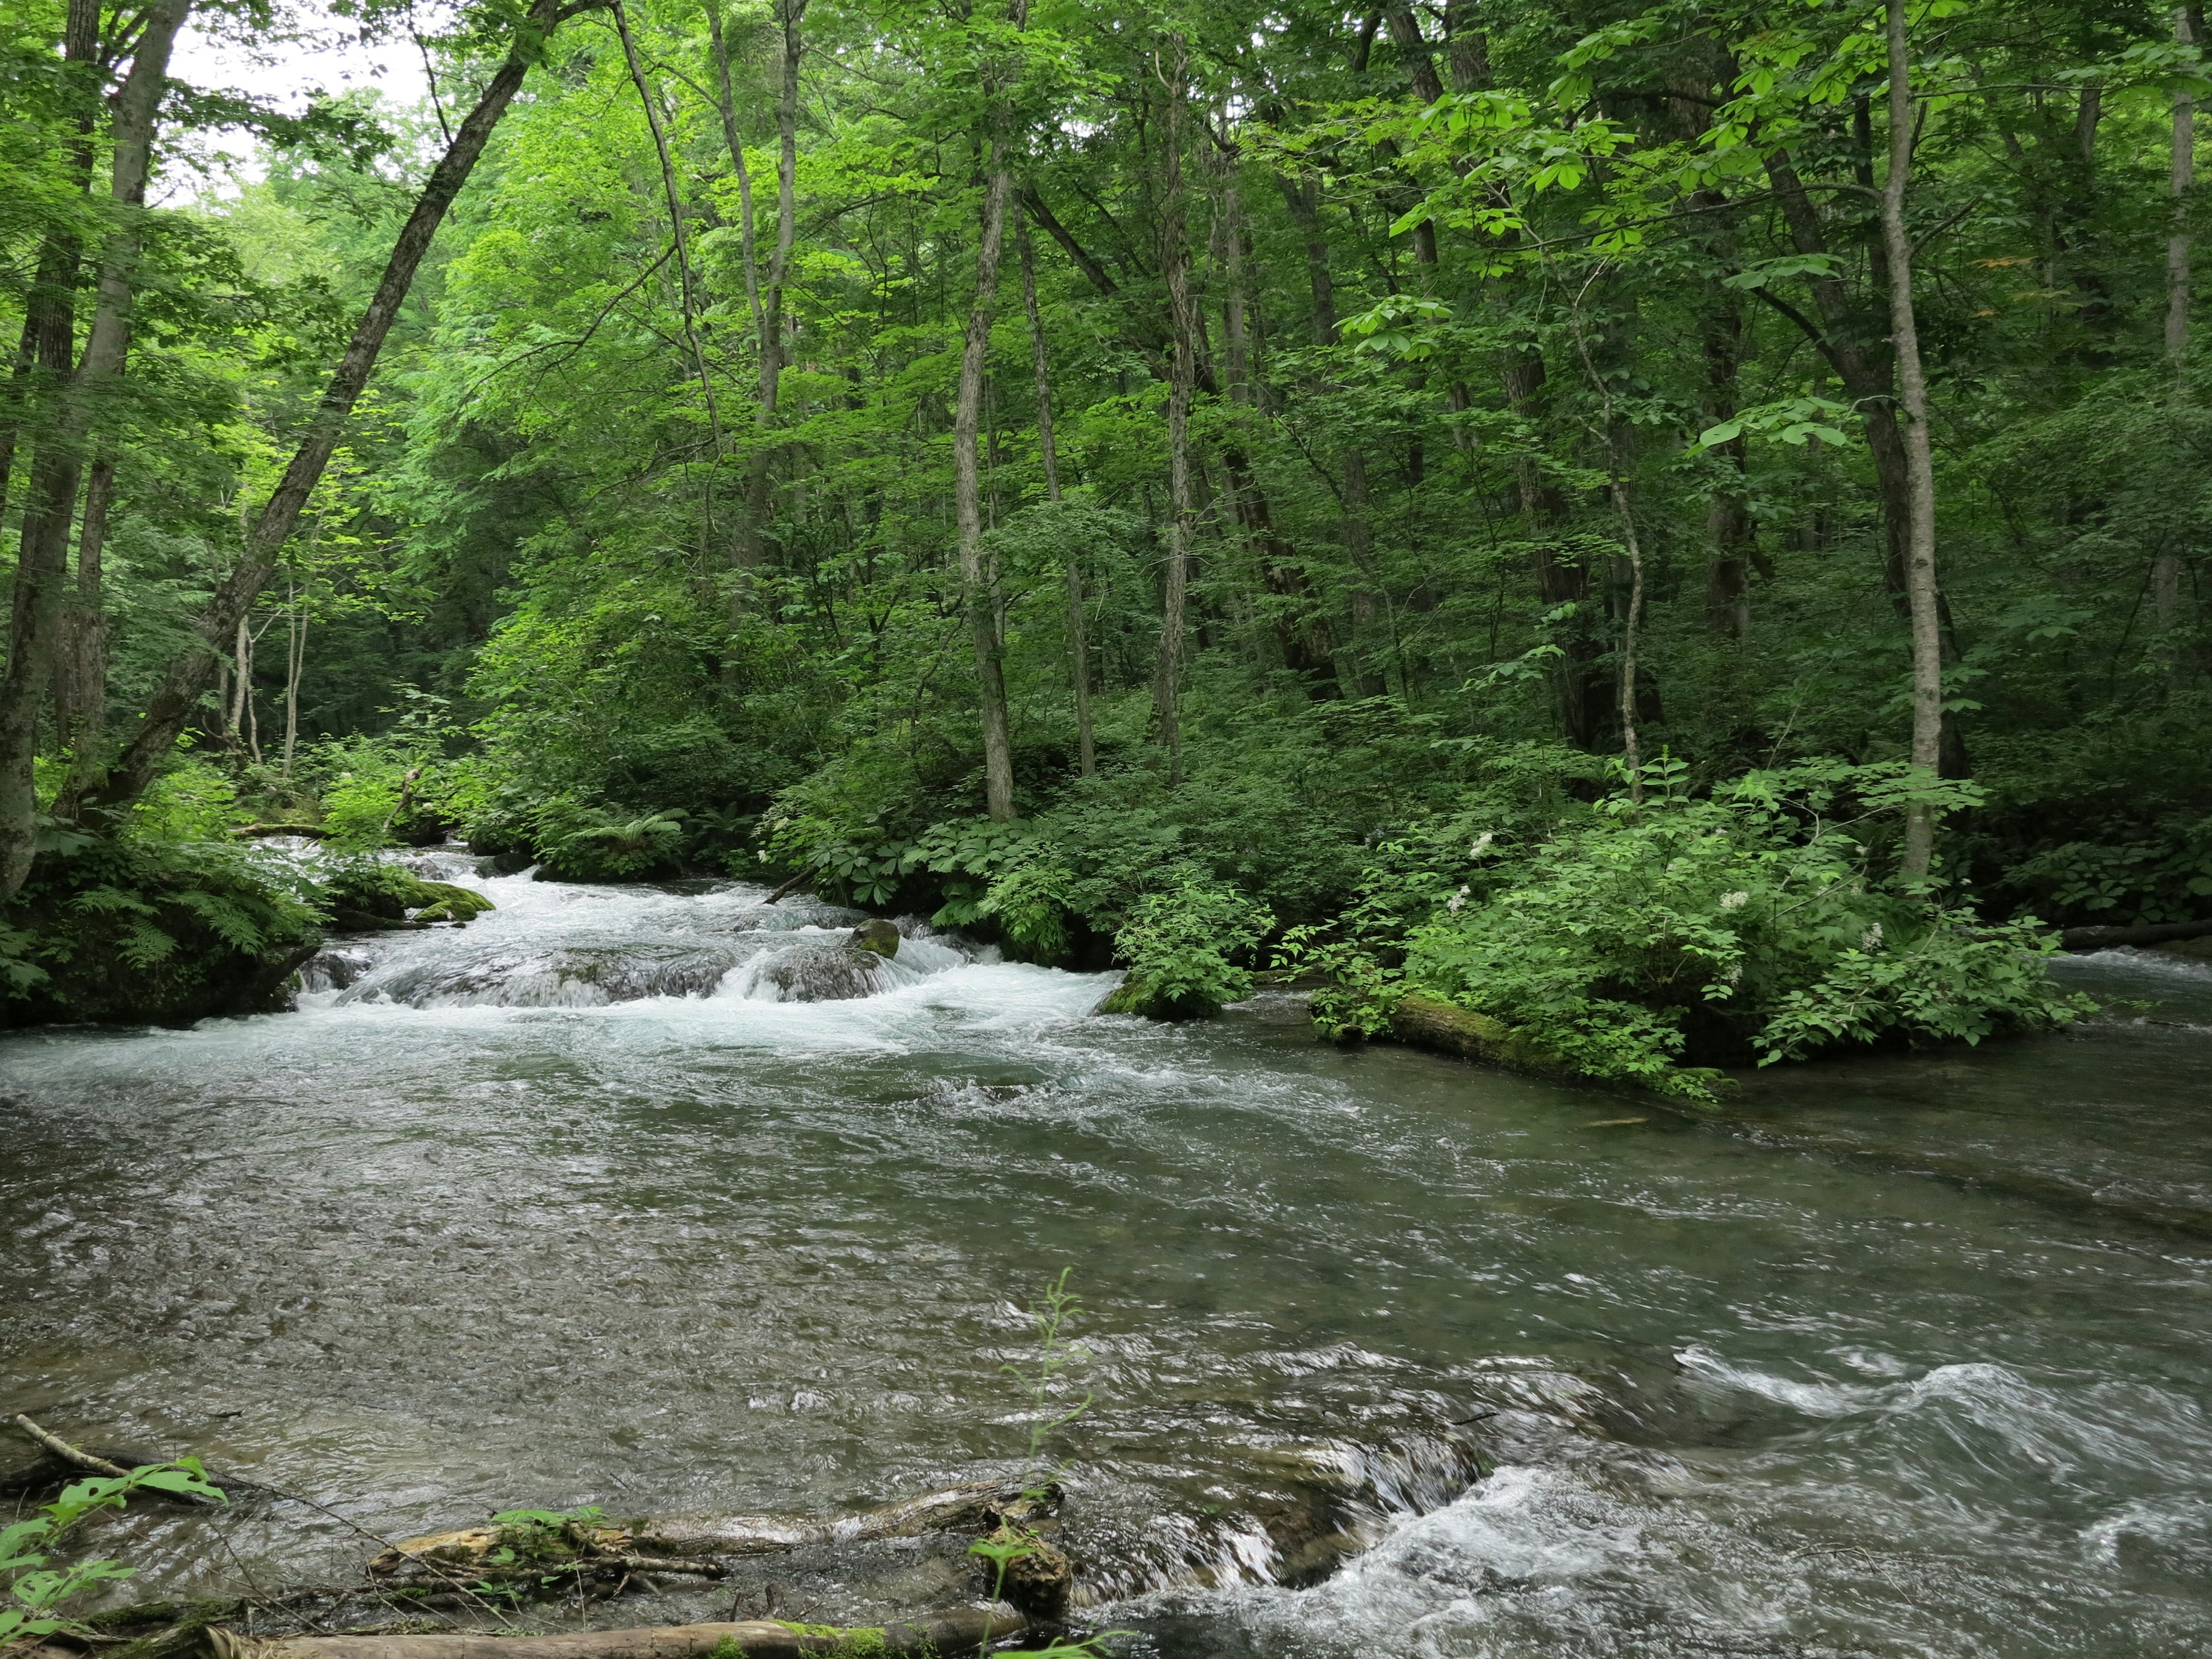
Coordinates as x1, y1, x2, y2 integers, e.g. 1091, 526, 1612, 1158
1103, 868, 1276, 1018
0, 1461, 226, 1643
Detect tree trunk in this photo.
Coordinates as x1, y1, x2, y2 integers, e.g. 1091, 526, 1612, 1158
56, 455, 112, 786
706, 0, 766, 347
955, 151, 1018, 821
1018, 218, 1093, 777
1152, 37, 1196, 781
2158, 5, 2196, 666
1279, 174, 1387, 695
1699, 271, 1756, 639
1503, 350, 1600, 748
282, 584, 304, 778
742, 0, 807, 561
614, 1, 722, 468
1880, 0, 1946, 881
0, 0, 189, 895
86, 0, 566, 825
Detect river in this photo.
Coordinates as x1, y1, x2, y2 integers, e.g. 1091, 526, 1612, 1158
4, 859, 2210, 1657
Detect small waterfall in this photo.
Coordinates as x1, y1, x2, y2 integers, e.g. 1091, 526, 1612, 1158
311, 857, 984, 1011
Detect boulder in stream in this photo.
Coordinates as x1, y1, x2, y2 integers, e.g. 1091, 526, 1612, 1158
849, 919, 901, 959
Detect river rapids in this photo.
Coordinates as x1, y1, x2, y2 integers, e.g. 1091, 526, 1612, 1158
4, 855, 2211, 1656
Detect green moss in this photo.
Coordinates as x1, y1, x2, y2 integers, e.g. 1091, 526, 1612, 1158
775, 1623, 889, 1659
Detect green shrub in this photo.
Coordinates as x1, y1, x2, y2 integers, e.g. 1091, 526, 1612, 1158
1102, 868, 1275, 1019
1302, 760, 2093, 1098
537, 802, 688, 880
2, 825, 324, 1026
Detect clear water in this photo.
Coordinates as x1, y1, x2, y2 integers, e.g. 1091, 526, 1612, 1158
4, 865, 2210, 1657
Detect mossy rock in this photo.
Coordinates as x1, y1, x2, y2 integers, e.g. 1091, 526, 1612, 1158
849, 918, 902, 957
402, 878, 496, 924
1098, 977, 1216, 1020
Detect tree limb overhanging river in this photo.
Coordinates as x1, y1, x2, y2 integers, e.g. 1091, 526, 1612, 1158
5, 857, 2211, 1656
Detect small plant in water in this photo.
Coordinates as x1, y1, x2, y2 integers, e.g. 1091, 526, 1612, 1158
0, 1460, 226, 1642
969, 1270, 1126, 1658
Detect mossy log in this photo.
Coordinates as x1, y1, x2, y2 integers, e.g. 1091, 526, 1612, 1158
200, 1612, 1024, 1659
1385, 994, 1581, 1078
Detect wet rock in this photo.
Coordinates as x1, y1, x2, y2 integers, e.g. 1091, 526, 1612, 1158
301, 946, 375, 993
971, 1522, 1071, 1622
849, 919, 902, 959
750, 944, 887, 1003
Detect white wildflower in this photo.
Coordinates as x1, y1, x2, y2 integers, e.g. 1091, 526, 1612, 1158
1446, 884, 1471, 912
1719, 890, 1750, 912
1862, 922, 1884, 951
1725, 964, 1743, 986
1469, 832, 1495, 857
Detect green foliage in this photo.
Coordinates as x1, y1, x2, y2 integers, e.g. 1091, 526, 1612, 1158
1103, 869, 1276, 1020
1308, 762, 2090, 1098
0, 1461, 226, 1645
3, 807, 323, 1025
536, 803, 689, 880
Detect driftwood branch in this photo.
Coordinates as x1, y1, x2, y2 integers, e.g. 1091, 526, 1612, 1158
202, 1612, 1024, 1659
10, 1414, 132, 1479
764, 866, 816, 904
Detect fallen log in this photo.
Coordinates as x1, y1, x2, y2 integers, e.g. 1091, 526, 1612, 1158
2059, 918, 2212, 953
200, 1612, 1024, 1659
1385, 994, 1581, 1080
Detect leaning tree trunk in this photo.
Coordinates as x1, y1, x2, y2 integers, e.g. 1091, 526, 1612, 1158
0, 0, 191, 897
1880, 0, 1946, 881
86, 0, 566, 826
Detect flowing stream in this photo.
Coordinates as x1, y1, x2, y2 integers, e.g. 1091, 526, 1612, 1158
5, 858, 2211, 1656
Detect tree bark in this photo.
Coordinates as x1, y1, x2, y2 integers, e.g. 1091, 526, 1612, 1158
1152, 37, 1196, 781
741, 0, 806, 561
1503, 350, 1599, 748
0, 0, 189, 894
955, 146, 1018, 821
56, 454, 111, 789
1880, 0, 1946, 880
614, 1, 722, 465
1279, 174, 1387, 695
706, 0, 766, 347
2158, 5, 2196, 665
85, 0, 567, 825
1018, 219, 1093, 777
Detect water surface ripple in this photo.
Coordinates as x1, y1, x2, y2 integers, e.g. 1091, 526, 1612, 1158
4, 869, 2209, 1657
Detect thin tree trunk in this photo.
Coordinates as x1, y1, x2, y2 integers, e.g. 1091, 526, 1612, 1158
1610, 480, 1645, 797
1881, 0, 1945, 880
614, 0, 722, 554
742, 0, 806, 559
282, 584, 304, 778
1152, 37, 1196, 783
1280, 174, 1387, 695
1019, 218, 1092, 777
955, 156, 1017, 821
706, 0, 765, 346
87, 0, 566, 824
1700, 281, 1755, 639
0, 0, 189, 892
2158, 5, 2196, 661
56, 455, 111, 781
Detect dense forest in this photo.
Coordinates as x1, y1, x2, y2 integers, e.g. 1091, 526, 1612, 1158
4, 0, 2209, 1088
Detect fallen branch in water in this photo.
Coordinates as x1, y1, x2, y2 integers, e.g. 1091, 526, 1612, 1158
2059, 918, 2212, 953
200, 1612, 1025, 1659
11, 1414, 135, 1480
764, 867, 817, 904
